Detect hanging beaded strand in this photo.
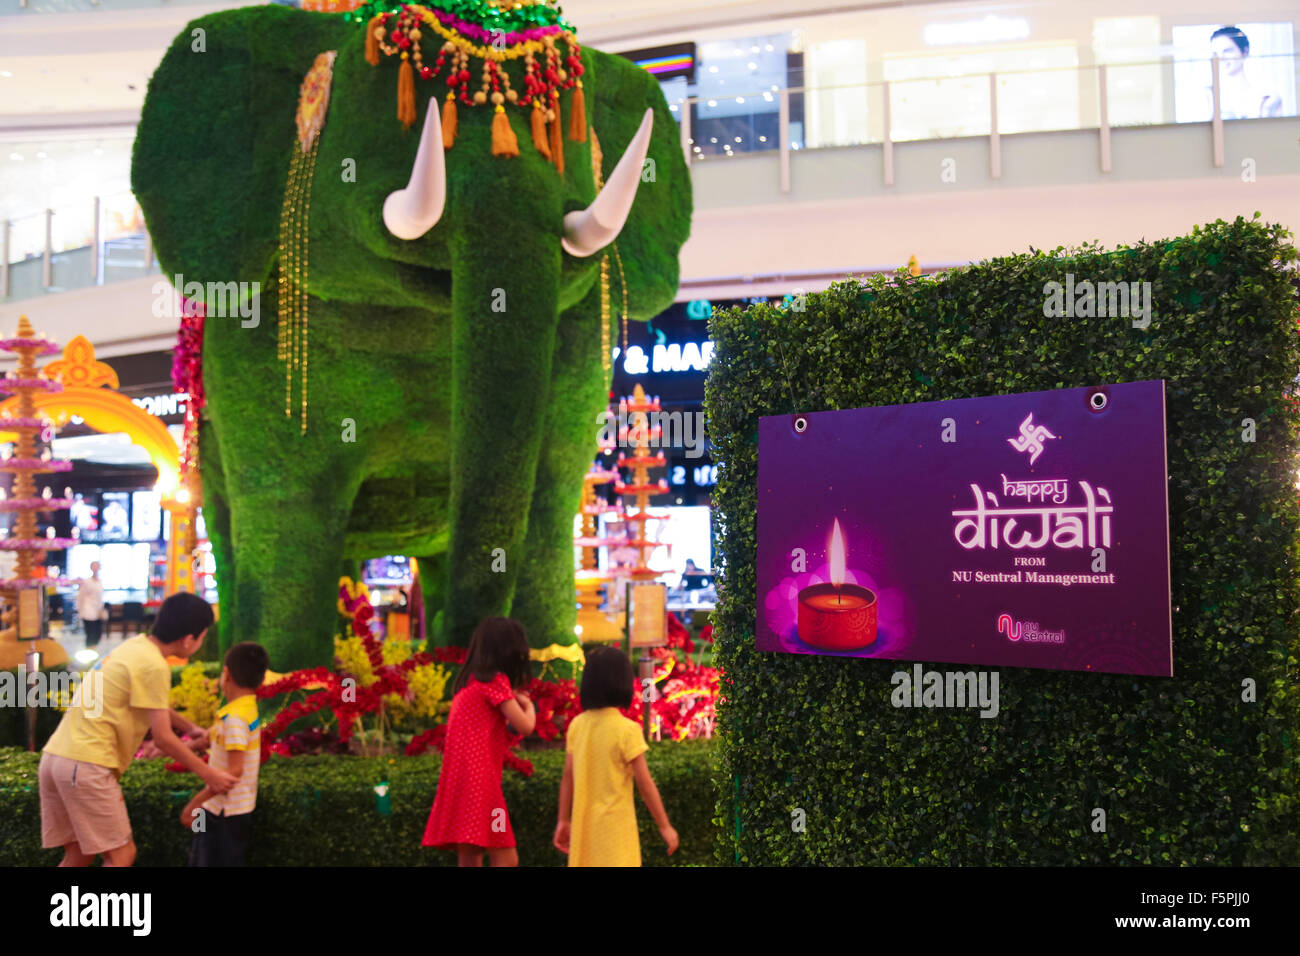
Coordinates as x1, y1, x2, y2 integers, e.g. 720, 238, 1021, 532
278, 50, 336, 435
612, 243, 630, 352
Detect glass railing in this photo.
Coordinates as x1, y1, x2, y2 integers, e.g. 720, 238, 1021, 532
1, 191, 160, 302
675, 51, 1299, 160
3, 51, 1297, 300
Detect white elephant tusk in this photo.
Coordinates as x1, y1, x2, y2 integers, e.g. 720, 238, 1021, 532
561, 107, 654, 258
382, 99, 447, 240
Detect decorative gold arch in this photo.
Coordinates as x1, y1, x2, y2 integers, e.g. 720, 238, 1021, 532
0, 336, 199, 601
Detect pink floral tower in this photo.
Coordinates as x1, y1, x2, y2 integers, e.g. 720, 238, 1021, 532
0, 316, 75, 667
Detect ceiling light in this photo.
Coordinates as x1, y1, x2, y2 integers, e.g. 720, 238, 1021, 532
763, 92, 773, 102
669, 104, 678, 111
747, 62, 757, 70
710, 137, 717, 143
736, 96, 744, 104
8, 153, 21, 161
36, 151, 47, 159
759, 135, 767, 142
751, 45, 759, 54
734, 136, 742, 142
708, 65, 718, 73
0, 71, 12, 79
765, 44, 774, 52
708, 99, 717, 107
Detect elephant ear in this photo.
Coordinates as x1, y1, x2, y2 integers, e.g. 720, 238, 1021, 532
132, 6, 352, 293
584, 48, 693, 320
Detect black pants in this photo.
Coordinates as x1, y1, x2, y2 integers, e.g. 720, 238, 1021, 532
189, 810, 253, 867
83, 619, 103, 647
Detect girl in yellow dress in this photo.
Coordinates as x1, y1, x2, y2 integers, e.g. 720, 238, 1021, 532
554, 647, 678, 866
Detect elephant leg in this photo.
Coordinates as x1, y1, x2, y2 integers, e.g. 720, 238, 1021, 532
442, 237, 560, 646
511, 279, 606, 653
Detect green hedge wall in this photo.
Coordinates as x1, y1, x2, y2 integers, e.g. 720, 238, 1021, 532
705, 216, 1300, 865
0, 739, 717, 866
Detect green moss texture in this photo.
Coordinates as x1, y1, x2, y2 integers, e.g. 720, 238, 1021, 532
131, 4, 692, 668
706, 217, 1300, 864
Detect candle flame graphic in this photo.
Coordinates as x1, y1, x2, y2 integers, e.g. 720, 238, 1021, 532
829, 519, 846, 590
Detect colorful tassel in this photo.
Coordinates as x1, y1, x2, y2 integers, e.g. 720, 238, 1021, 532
569, 82, 587, 142
491, 105, 519, 157
531, 103, 551, 160
441, 92, 458, 147
365, 15, 383, 66
397, 56, 416, 130
549, 101, 565, 175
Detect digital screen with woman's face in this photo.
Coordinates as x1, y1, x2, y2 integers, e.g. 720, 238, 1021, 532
1173, 22, 1296, 122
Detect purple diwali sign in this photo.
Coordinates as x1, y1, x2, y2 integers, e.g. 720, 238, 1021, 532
756, 381, 1173, 676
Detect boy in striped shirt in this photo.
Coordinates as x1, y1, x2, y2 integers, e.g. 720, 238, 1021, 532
181, 642, 269, 866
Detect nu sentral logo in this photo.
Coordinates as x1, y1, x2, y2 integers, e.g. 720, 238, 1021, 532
1043, 273, 1152, 329
151, 274, 260, 328
50, 887, 151, 936
0, 668, 101, 719
891, 664, 999, 718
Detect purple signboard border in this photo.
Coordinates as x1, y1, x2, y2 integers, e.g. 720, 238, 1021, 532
755, 381, 1173, 677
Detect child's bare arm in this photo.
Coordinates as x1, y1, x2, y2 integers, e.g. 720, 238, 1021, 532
553, 753, 574, 853
224, 749, 245, 778
631, 754, 670, 828
148, 709, 236, 793
180, 787, 212, 828
632, 754, 678, 854
499, 696, 536, 736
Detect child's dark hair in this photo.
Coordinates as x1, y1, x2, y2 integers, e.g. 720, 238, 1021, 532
152, 592, 215, 645
224, 642, 269, 690
580, 646, 634, 710
454, 617, 531, 693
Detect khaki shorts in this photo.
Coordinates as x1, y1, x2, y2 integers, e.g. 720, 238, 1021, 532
39, 752, 133, 857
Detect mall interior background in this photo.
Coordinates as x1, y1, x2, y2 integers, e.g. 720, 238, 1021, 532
1, 0, 1298, 643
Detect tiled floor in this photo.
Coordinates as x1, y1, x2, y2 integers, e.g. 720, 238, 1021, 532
48, 623, 144, 664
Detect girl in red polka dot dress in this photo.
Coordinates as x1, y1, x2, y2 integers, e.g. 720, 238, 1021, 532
423, 617, 536, 866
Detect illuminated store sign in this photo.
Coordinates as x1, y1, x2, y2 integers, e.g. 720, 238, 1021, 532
617, 342, 714, 375
132, 393, 189, 418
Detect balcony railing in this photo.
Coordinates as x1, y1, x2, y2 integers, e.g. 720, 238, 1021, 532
3, 51, 1296, 301
1, 191, 159, 301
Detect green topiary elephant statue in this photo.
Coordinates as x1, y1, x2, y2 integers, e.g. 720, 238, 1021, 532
131, 2, 692, 668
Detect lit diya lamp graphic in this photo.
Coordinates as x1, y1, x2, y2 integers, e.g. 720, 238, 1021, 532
796, 519, 878, 650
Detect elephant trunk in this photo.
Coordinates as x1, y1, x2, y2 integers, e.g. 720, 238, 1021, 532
382, 100, 447, 240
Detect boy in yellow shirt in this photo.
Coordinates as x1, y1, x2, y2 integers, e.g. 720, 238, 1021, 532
180, 641, 269, 867
40, 593, 237, 867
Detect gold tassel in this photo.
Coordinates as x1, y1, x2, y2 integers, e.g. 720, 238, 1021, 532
365, 15, 383, 66
549, 101, 565, 175
491, 105, 519, 157
569, 82, 587, 142
531, 103, 551, 160
441, 92, 458, 148
397, 56, 417, 130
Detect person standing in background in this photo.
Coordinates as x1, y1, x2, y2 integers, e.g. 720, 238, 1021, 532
77, 561, 106, 648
